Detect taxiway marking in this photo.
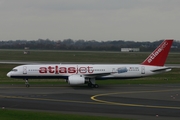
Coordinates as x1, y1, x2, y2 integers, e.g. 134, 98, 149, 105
91, 89, 180, 110
0, 94, 104, 105
1, 88, 180, 110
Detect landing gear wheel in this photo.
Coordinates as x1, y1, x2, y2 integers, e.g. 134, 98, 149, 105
91, 84, 95, 88
88, 83, 91, 87
88, 83, 99, 88
24, 79, 30, 88
26, 84, 30, 87
88, 78, 99, 88
94, 84, 99, 88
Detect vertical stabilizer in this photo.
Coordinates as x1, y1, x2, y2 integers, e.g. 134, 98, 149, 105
141, 39, 173, 66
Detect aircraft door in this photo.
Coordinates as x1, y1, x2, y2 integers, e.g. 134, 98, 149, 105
141, 66, 145, 74
23, 66, 27, 74
112, 68, 116, 73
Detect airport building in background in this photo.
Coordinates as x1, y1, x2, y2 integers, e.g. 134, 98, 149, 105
121, 48, 140, 52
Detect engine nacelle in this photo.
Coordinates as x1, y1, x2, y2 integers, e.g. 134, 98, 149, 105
68, 74, 85, 85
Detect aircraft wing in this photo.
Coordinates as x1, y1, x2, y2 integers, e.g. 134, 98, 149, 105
151, 67, 171, 72
84, 72, 114, 77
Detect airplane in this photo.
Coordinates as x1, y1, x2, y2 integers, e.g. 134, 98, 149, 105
7, 39, 173, 88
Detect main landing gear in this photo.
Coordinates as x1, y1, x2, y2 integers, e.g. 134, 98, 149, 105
24, 79, 30, 87
88, 83, 99, 88
87, 78, 99, 88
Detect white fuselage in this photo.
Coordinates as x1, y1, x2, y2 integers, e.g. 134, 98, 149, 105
7, 64, 171, 79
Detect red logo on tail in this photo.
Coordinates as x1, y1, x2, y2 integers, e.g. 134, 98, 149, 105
141, 39, 173, 66
147, 41, 168, 63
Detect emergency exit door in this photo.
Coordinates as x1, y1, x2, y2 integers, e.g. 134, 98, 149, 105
141, 66, 145, 74
23, 66, 27, 74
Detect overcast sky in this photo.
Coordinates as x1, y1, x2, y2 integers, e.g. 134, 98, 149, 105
0, 0, 180, 41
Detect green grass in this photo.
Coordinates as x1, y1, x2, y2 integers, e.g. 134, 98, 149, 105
0, 109, 129, 120
0, 50, 180, 63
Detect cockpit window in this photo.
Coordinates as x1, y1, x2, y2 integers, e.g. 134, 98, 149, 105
11, 69, 18, 72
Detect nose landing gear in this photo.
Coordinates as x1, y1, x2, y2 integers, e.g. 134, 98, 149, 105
24, 79, 30, 87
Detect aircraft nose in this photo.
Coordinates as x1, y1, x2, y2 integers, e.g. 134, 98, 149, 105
7, 72, 11, 77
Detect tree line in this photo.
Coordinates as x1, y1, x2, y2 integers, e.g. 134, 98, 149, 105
0, 39, 179, 52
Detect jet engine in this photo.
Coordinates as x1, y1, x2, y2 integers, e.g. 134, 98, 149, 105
68, 74, 85, 85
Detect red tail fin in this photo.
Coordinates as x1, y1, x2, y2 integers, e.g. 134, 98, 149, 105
141, 39, 173, 66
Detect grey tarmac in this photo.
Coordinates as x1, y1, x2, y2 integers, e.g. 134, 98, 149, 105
0, 84, 180, 120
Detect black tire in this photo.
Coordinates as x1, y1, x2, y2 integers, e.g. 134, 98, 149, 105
91, 84, 95, 88
94, 84, 99, 88
88, 83, 91, 87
